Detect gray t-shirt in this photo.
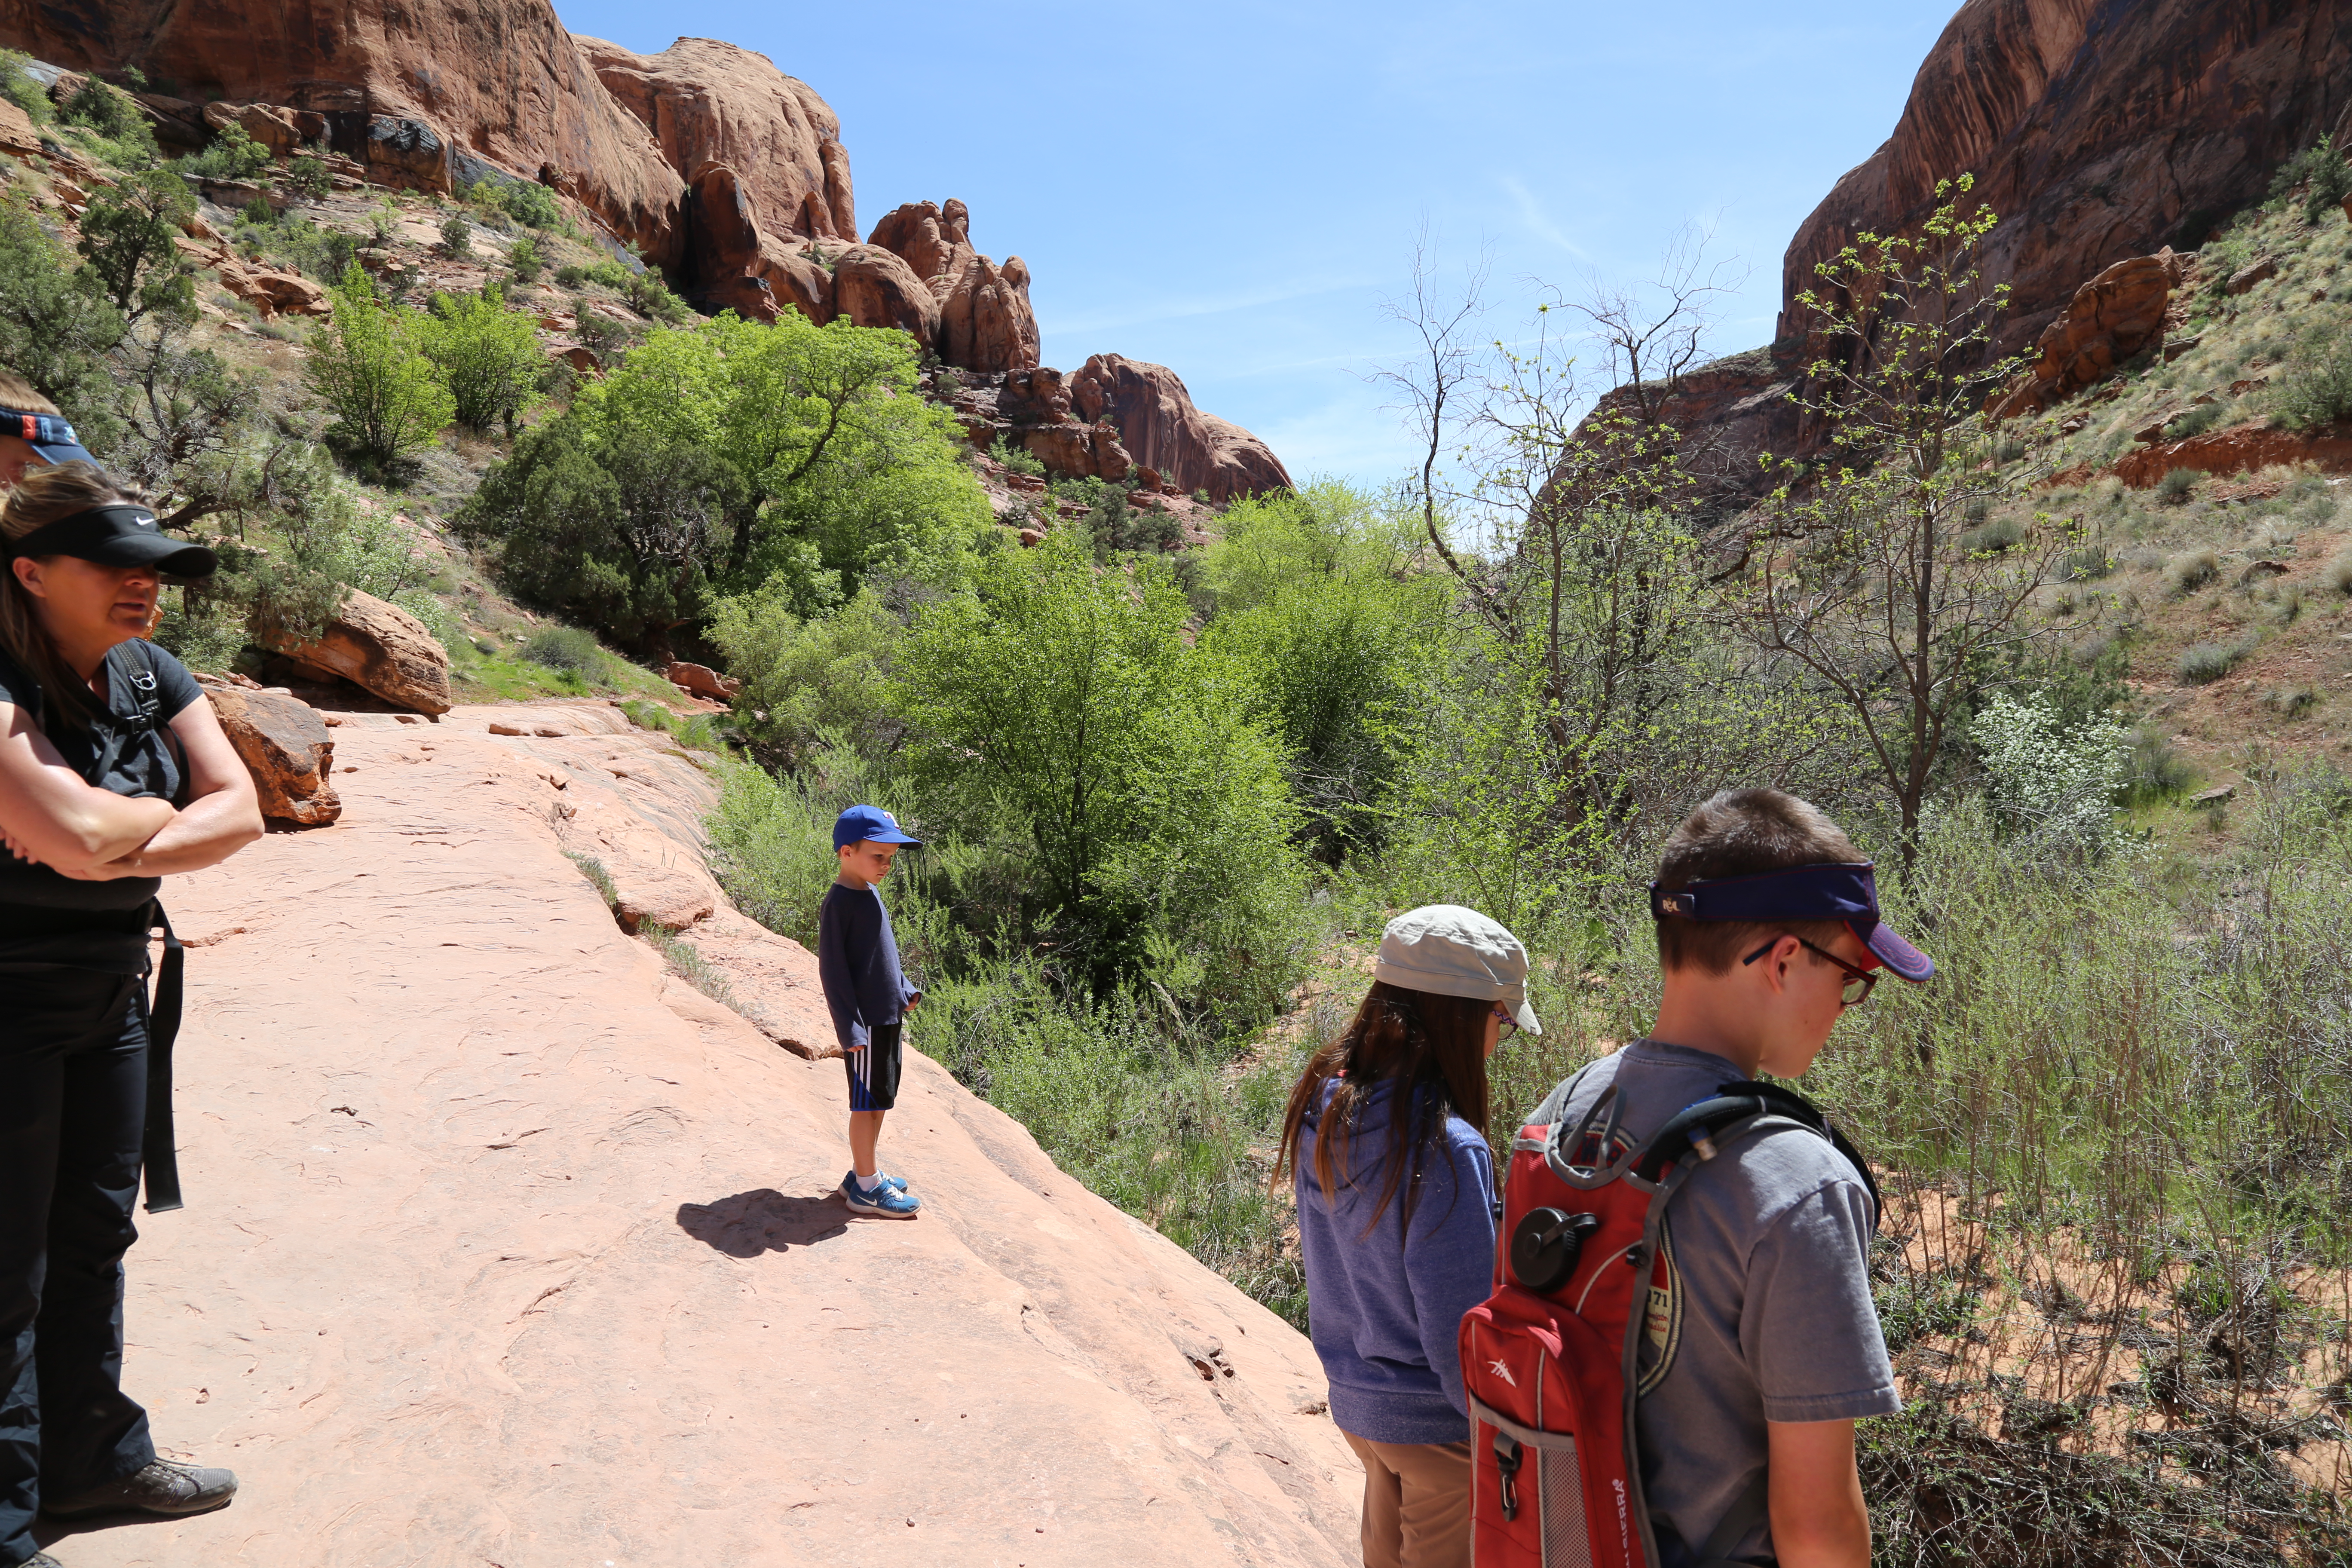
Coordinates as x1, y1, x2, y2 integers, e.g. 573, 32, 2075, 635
1529, 1039, 1898, 1568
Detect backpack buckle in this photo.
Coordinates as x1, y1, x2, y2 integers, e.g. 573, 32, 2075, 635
1492, 1430, 1522, 1521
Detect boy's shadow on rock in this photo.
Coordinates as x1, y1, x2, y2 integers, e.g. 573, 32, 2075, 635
676, 1189, 849, 1258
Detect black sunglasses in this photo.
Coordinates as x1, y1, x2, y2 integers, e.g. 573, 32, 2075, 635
1743, 934, 1879, 1007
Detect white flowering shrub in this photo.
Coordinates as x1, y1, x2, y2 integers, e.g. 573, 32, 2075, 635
1973, 691, 2133, 857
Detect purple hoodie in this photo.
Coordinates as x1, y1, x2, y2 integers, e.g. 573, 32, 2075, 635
1295, 1077, 1499, 1444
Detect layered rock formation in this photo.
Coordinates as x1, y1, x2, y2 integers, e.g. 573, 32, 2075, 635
1631, 0, 2352, 499
1781, 0, 2352, 362
41, 700, 1359, 1567
937, 366, 1136, 482
0, 3, 1290, 489
1074, 354, 1295, 502
0, 0, 695, 263
1990, 250, 2187, 420
869, 199, 1041, 373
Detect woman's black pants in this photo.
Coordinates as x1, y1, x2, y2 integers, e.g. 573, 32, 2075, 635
0, 967, 158, 1567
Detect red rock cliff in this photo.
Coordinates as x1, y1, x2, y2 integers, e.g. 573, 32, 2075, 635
0, 0, 694, 267
1782, 0, 2352, 358
1629, 0, 2352, 502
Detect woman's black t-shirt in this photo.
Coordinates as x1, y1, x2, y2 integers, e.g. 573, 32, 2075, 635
0, 639, 203, 971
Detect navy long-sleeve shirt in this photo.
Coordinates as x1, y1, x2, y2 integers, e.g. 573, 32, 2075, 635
815, 880, 916, 1053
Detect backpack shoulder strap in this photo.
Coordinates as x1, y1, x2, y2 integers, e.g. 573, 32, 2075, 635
1709, 1078, 1881, 1230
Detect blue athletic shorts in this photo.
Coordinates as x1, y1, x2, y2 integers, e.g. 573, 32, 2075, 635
845, 1021, 902, 1112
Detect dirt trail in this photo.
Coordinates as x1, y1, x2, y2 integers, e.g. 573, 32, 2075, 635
41, 702, 1355, 1568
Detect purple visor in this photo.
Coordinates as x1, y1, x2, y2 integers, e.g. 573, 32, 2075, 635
1648, 862, 1932, 982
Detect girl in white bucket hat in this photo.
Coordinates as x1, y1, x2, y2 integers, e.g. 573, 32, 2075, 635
1274, 905, 1538, 1567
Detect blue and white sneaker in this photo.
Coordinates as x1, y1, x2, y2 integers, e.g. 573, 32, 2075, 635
842, 1173, 921, 1219
839, 1168, 907, 1197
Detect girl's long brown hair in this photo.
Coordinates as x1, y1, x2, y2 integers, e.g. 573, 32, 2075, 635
1274, 979, 1491, 1240
0, 461, 140, 731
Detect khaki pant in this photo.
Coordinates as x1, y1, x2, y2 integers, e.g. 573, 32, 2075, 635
1343, 1430, 1472, 1568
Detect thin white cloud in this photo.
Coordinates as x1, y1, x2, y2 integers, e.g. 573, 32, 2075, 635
1498, 174, 1592, 261
1040, 275, 1373, 337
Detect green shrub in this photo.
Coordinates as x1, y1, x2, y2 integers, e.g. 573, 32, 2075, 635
58, 78, 156, 163
2159, 401, 2224, 441
572, 305, 634, 366
2272, 318, 2352, 430
238, 195, 274, 227
2175, 640, 2245, 684
894, 532, 1307, 1009
0, 51, 49, 127
456, 417, 745, 649
2058, 545, 2112, 581
521, 623, 610, 677
506, 234, 543, 285
416, 282, 543, 434
178, 122, 270, 183
2153, 467, 2200, 505
304, 264, 455, 470
284, 153, 332, 202
2161, 547, 2218, 593
707, 582, 905, 771
438, 212, 472, 258
487, 177, 564, 231
1959, 515, 2025, 554
2267, 133, 2352, 222
988, 435, 1045, 478
554, 258, 632, 291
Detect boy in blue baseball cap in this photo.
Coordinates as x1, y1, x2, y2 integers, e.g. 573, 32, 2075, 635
818, 804, 924, 1218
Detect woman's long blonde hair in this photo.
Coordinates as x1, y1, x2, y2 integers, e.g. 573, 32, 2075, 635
1, 461, 141, 730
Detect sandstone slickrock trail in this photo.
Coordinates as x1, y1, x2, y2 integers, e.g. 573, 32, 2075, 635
46, 702, 1356, 1568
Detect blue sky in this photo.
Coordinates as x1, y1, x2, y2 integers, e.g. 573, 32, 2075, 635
553, 0, 1957, 488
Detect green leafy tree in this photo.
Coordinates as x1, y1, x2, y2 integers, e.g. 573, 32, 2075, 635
455, 419, 746, 649
507, 233, 543, 285
438, 212, 472, 257
285, 152, 333, 202
417, 282, 543, 435
581, 311, 987, 587
707, 582, 908, 771
1740, 177, 2073, 864
0, 52, 49, 127
0, 198, 125, 420
304, 264, 454, 470
178, 122, 270, 183
893, 533, 1303, 998
74, 168, 197, 322
1197, 483, 1449, 860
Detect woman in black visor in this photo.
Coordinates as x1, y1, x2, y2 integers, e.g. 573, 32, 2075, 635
0, 459, 261, 1568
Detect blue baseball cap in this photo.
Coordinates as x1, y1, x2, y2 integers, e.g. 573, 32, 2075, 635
0, 407, 99, 468
1648, 862, 1932, 981
833, 804, 921, 849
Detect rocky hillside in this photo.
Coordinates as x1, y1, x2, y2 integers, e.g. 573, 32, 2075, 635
1653, 0, 2352, 499
0, 0, 1290, 500
34, 698, 1358, 1567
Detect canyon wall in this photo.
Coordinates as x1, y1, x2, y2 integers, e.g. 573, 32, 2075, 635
0, 0, 1290, 490
1635, 0, 2352, 501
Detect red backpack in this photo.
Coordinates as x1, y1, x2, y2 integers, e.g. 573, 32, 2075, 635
1458, 1069, 1877, 1568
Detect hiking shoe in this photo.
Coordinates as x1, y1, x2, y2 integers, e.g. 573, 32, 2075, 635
42, 1458, 237, 1519
842, 1176, 921, 1219
26, 1552, 65, 1566
839, 1168, 907, 1197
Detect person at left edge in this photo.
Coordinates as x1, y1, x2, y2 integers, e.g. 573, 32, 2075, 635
0, 453, 263, 1568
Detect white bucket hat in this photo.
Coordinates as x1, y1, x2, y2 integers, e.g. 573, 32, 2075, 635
1371, 904, 1541, 1035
